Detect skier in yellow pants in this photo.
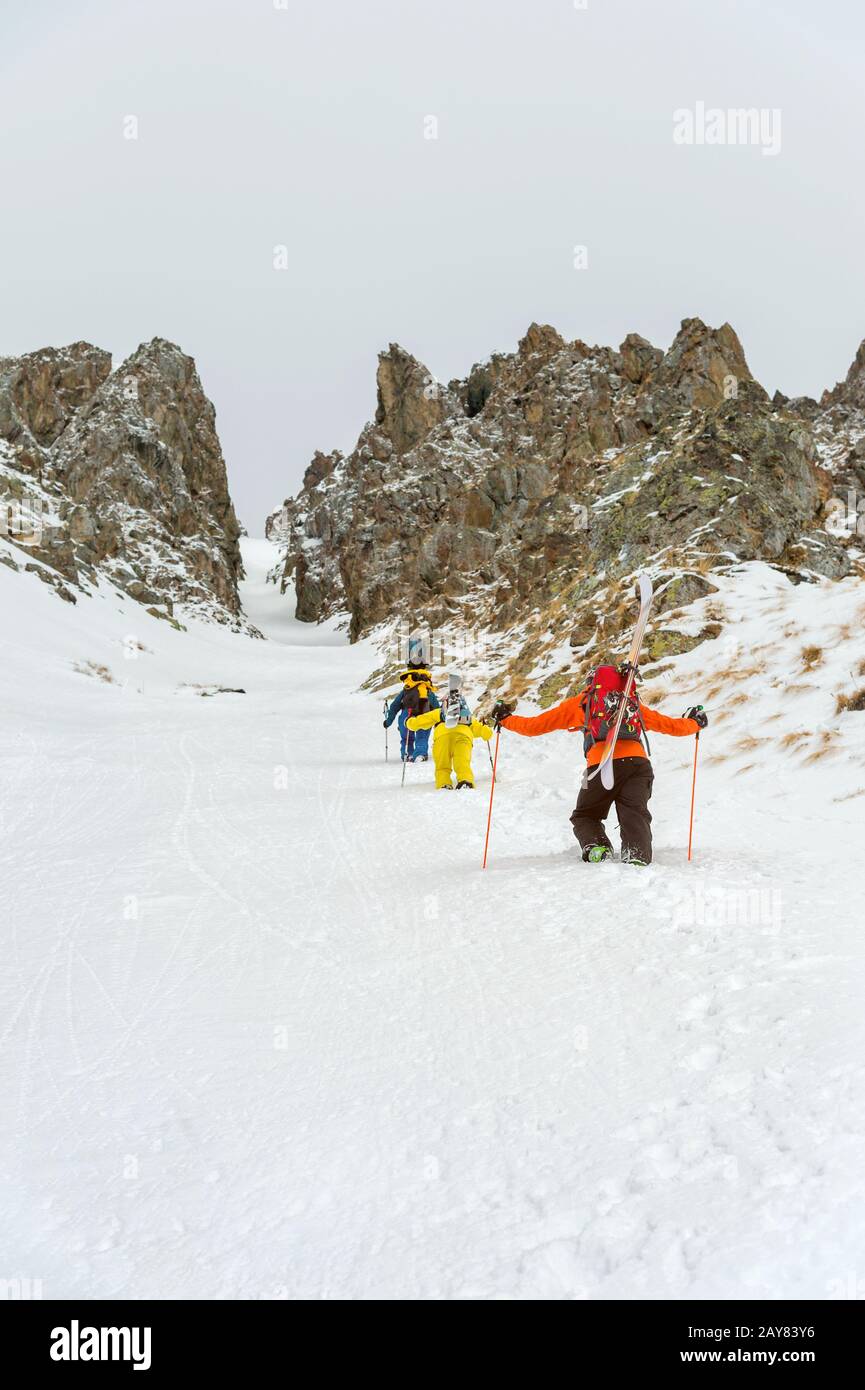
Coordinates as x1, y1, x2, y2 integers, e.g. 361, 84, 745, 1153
407, 678, 493, 789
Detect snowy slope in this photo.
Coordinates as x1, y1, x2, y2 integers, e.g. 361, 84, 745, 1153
1, 540, 864, 1299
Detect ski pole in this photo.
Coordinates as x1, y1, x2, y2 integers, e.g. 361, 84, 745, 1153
687, 731, 700, 862
401, 715, 410, 788
482, 727, 501, 869
383, 699, 389, 762
401, 714, 414, 787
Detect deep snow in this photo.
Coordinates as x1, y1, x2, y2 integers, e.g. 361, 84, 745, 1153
1, 538, 864, 1299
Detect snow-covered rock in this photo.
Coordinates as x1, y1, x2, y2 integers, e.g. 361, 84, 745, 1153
0, 338, 247, 630
268, 319, 861, 702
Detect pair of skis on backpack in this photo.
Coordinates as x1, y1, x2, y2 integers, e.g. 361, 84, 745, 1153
582, 573, 654, 791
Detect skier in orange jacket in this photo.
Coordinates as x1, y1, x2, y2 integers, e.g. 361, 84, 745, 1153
491, 678, 706, 865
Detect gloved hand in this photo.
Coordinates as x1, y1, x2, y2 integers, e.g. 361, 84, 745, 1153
685, 705, 708, 729
491, 700, 516, 728
383, 719, 389, 728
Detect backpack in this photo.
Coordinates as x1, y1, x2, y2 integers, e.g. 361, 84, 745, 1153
579, 664, 643, 755
401, 666, 432, 719
403, 684, 428, 718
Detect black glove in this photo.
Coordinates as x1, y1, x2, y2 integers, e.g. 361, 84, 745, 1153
491, 700, 516, 728
383, 719, 389, 728
685, 705, 708, 729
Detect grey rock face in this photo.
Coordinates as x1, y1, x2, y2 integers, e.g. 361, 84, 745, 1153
270, 317, 860, 699
375, 344, 457, 455
0, 338, 245, 627
0, 343, 112, 471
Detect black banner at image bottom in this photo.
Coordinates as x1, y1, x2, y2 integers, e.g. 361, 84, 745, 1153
1, 1298, 860, 1374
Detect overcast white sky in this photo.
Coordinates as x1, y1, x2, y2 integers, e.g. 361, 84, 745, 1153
2, 0, 864, 528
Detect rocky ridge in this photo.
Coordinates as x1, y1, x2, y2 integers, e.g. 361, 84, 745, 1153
0, 339, 247, 629
268, 318, 861, 702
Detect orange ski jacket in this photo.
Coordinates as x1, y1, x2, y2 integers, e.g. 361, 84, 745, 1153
502, 696, 699, 765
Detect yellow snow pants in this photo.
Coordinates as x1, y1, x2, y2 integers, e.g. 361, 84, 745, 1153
433, 723, 475, 788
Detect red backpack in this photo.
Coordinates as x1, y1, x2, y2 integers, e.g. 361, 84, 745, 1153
579, 664, 644, 754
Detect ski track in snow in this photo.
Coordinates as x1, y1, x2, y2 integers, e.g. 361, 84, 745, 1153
1, 538, 864, 1299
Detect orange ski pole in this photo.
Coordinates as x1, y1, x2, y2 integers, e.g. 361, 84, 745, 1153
687, 731, 700, 862
482, 727, 501, 869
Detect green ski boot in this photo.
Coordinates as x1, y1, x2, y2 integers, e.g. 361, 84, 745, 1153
586, 845, 612, 863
